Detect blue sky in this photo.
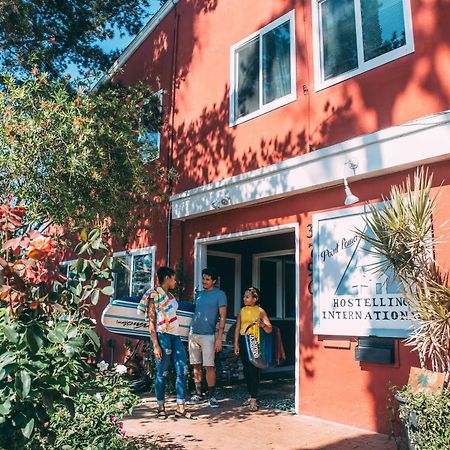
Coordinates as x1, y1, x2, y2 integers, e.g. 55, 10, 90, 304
68, 1, 162, 79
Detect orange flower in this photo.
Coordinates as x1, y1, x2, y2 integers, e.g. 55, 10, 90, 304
26, 236, 54, 261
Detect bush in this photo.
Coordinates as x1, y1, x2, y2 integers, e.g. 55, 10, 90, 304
32, 368, 139, 450
397, 387, 450, 450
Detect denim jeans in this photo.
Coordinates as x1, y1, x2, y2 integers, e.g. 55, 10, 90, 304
155, 332, 188, 405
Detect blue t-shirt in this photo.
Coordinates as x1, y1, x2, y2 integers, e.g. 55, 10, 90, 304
190, 288, 227, 335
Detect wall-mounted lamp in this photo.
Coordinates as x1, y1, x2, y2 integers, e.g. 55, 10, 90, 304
344, 160, 359, 206
211, 190, 231, 209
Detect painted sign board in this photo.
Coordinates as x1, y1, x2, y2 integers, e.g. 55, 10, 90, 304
313, 203, 413, 338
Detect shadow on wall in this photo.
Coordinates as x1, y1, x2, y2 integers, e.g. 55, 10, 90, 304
143, 0, 449, 434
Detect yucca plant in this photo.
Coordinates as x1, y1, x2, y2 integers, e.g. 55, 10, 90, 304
358, 168, 450, 374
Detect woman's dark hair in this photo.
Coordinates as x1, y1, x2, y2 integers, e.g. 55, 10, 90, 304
202, 267, 218, 282
246, 286, 260, 304
157, 266, 175, 285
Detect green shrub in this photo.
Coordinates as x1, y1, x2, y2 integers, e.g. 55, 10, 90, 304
33, 369, 139, 450
397, 387, 450, 450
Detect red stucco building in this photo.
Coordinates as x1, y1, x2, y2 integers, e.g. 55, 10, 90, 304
95, 0, 450, 433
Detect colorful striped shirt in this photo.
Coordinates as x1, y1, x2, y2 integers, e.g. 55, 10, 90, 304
139, 287, 180, 335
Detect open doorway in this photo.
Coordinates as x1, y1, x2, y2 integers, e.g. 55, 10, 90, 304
194, 224, 299, 411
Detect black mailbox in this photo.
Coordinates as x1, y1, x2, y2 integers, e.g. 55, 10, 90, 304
355, 337, 395, 364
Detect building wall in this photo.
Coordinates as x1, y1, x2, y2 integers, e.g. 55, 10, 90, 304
109, 0, 450, 433
176, 160, 450, 432
119, 0, 450, 193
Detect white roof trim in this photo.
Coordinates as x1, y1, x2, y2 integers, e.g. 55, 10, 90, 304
96, 0, 178, 86
170, 110, 450, 219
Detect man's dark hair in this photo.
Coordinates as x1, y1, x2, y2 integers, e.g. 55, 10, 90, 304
202, 267, 218, 282
157, 266, 175, 285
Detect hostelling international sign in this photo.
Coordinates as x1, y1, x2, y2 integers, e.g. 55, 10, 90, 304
313, 203, 413, 338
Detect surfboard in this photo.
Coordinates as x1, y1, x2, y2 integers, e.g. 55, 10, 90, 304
244, 323, 286, 369
101, 296, 235, 345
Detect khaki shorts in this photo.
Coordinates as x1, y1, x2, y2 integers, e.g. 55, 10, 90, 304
188, 333, 216, 367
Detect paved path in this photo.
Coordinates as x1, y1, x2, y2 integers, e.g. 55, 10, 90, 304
124, 396, 399, 450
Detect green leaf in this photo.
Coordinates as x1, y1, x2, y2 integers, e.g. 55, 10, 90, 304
88, 228, 100, 240
3, 325, 19, 343
91, 289, 99, 305
25, 326, 44, 352
21, 418, 34, 439
0, 400, 12, 415
101, 285, 114, 296
47, 329, 65, 344
0, 352, 16, 369
15, 370, 31, 399
67, 326, 78, 339
85, 329, 100, 349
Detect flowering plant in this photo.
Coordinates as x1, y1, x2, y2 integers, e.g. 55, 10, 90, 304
33, 370, 139, 450
0, 201, 121, 448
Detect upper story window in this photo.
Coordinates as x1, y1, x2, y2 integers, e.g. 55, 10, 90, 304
138, 90, 163, 162
313, 0, 414, 90
112, 246, 155, 299
229, 10, 296, 126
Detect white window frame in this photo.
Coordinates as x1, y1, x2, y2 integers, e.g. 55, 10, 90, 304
312, 0, 414, 91
229, 9, 297, 126
252, 249, 296, 320
112, 246, 156, 298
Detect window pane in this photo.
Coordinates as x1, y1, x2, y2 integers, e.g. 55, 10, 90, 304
259, 260, 278, 318
113, 255, 131, 299
236, 38, 260, 118
131, 253, 153, 297
138, 130, 160, 162
262, 20, 291, 104
320, 0, 358, 80
361, 0, 406, 61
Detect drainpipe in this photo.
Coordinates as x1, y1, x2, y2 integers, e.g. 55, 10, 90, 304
166, 0, 180, 266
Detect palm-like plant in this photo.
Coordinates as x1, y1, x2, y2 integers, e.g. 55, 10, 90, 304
358, 168, 450, 374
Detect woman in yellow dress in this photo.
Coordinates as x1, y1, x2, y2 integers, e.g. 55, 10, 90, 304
234, 287, 272, 411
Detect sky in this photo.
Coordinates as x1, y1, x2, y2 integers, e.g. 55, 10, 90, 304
68, 1, 163, 79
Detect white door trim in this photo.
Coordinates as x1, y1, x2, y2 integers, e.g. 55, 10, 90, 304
194, 222, 301, 414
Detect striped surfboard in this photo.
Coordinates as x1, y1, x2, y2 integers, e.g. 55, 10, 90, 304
101, 296, 235, 345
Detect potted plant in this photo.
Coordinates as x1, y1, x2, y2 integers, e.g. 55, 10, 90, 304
358, 168, 450, 450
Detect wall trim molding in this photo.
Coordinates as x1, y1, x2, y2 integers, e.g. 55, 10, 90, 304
170, 110, 450, 219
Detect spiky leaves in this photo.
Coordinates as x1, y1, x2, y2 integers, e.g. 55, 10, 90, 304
358, 168, 450, 373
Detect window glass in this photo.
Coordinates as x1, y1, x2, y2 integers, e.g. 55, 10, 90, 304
113, 254, 131, 299
131, 253, 153, 297
262, 20, 291, 104
236, 38, 260, 118
259, 259, 278, 318
361, 0, 406, 61
321, 0, 358, 80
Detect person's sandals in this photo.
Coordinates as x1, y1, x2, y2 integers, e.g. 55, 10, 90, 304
249, 400, 258, 412
156, 408, 168, 419
174, 409, 195, 420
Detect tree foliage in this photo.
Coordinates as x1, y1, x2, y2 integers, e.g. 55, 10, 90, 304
0, 0, 155, 77
0, 71, 171, 238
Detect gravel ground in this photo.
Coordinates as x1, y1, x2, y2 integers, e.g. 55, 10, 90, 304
217, 377, 295, 413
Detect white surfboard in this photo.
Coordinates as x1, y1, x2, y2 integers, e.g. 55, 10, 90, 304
101, 296, 235, 345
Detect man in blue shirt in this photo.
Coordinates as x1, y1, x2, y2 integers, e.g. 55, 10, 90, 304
188, 267, 227, 408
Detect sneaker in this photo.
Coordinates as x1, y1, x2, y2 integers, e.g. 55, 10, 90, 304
187, 394, 206, 405
209, 396, 219, 408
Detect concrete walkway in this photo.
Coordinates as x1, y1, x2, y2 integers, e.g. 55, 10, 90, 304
124, 396, 398, 450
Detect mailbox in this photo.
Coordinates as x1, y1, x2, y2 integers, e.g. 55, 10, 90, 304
355, 337, 395, 364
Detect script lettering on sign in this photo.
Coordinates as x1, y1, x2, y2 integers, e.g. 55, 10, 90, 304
312, 203, 413, 338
